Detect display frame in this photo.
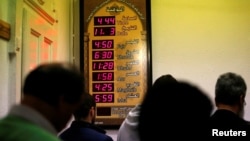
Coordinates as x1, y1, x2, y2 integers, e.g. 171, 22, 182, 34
80, 0, 152, 127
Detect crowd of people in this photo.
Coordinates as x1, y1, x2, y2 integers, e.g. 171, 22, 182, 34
0, 62, 249, 140
118, 72, 250, 140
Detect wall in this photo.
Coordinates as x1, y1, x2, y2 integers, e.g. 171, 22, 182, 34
151, 0, 250, 120
0, 0, 10, 116
55, 0, 72, 61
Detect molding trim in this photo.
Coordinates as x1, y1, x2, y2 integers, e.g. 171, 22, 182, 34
24, 0, 55, 25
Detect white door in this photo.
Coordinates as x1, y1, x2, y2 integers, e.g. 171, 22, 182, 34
22, 7, 57, 80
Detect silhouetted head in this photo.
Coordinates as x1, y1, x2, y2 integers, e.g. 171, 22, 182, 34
22, 62, 85, 132
138, 74, 213, 140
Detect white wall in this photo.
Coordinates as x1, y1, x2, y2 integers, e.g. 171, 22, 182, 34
0, 0, 11, 116
151, 0, 250, 120
54, 0, 72, 61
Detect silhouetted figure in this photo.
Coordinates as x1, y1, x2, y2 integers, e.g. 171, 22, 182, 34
117, 74, 178, 141
138, 74, 213, 140
59, 93, 113, 141
0, 62, 85, 141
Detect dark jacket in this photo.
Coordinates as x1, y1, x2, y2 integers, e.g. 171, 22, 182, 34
59, 121, 113, 141
209, 109, 250, 138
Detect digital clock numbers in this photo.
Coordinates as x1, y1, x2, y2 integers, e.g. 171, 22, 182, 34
91, 16, 116, 103
92, 40, 114, 49
93, 94, 114, 103
93, 83, 114, 92
94, 16, 116, 36
94, 16, 115, 25
94, 27, 115, 36
93, 72, 114, 81
92, 51, 114, 60
92, 61, 114, 70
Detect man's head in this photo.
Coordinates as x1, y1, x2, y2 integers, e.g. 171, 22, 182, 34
215, 72, 247, 117
140, 74, 178, 102
138, 74, 213, 140
22, 62, 85, 132
73, 93, 96, 124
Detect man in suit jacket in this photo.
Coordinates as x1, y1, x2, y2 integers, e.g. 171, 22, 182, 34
209, 72, 250, 138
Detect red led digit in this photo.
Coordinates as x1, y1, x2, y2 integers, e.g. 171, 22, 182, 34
106, 51, 113, 59
103, 94, 107, 102
95, 94, 100, 103
107, 73, 113, 80
101, 41, 107, 48
104, 18, 109, 25
110, 27, 115, 35
102, 83, 108, 91
97, 73, 102, 80
107, 83, 113, 91
102, 51, 113, 59
94, 83, 101, 91
106, 40, 113, 48
107, 94, 113, 102
93, 51, 100, 59
94, 41, 101, 48
102, 51, 108, 59
97, 18, 103, 25
109, 17, 115, 25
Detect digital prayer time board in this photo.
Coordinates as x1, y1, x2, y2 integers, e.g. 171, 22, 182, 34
80, 0, 152, 126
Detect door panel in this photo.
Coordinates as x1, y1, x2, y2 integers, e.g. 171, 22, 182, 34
22, 8, 56, 79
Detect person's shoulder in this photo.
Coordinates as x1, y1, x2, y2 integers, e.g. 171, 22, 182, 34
208, 111, 250, 137
0, 115, 60, 141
